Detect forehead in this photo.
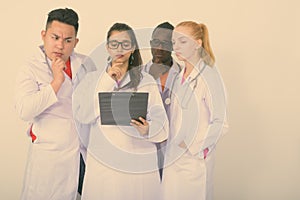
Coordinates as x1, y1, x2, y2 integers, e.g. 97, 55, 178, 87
152, 28, 172, 41
109, 31, 131, 41
173, 26, 194, 39
47, 20, 76, 37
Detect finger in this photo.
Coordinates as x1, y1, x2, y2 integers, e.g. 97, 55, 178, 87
110, 69, 121, 79
131, 119, 141, 126
130, 122, 137, 128
111, 68, 122, 78
138, 117, 147, 125
112, 62, 124, 69
130, 121, 139, 128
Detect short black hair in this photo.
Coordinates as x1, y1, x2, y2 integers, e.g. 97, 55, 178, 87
46, 8, 79, 35
152, 21, 174, 36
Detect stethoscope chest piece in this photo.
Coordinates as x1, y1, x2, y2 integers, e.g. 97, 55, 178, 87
165, 97, 171, 105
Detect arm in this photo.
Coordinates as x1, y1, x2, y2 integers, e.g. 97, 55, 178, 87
15, 63, 58, 121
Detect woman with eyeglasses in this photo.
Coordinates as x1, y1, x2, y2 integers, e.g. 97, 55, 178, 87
73, 23, 168, 200
161, 21, 228, 200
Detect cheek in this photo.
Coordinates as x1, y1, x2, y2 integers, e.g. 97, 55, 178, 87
64, 44, 75, 54
180, 47, 192, 57
123, 51, 132, 59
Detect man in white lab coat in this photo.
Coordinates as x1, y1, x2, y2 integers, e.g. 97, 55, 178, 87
15, 8, 96, 200
143, 22, 181, 180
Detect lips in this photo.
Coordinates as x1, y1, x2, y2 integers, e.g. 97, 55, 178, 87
154, 53, 163, 58
54, 52, 63, 57
115, 54, 124, 59
175, 52, 181, 57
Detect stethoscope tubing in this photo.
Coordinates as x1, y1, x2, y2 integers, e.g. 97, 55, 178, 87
165, 62, 207, 106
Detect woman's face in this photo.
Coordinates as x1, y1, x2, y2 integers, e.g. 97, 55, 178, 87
107, 30, 135, 64
172, 26, 201, 63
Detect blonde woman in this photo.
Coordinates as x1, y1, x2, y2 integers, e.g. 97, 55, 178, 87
162, 21, 228, 200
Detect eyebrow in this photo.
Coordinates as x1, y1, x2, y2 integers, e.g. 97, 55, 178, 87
177, 36, 187, 40
51, 33, 74, 40
109, 39, 131, 42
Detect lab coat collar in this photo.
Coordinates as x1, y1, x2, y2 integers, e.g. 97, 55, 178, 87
183, 59, 206, 82
118, 72, 130, 88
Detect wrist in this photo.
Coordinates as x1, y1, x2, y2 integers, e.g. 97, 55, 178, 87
51, 79, 63, 94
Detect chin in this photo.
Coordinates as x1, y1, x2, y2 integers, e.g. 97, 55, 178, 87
176, 55, 184, 61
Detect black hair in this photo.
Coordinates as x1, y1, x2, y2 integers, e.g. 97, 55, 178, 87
46, 8, 79, 35
107, 23, 143, 90
152, 21, 174, 36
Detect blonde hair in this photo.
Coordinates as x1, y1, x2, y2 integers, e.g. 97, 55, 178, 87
176, 21, 215, 66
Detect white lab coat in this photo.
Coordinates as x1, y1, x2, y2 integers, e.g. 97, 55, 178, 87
143, 60, 181, 178
162, 60, 228, 200
143, 60, 181, 117
15, 46, 96, 200
73, 68, 169, 200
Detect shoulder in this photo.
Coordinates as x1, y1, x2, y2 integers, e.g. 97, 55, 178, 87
72, 52, 95, 66
141, 71, 156, 83
21, 51, 46, 76
73, 52, 97, 72
202, 64, 222, 82
142, 61, 152, 73
72, 51, 87, 60
138, 71, 158, 89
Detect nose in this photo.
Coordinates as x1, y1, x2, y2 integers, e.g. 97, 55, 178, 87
116, 44, 124, 53
56, 39, 64, 50
173, 42, 179, 51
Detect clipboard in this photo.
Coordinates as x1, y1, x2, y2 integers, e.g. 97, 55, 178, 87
98, 92, 149, 126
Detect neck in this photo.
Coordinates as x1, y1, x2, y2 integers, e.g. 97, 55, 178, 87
153, 57, 173, 66
183, 62, 194, 78
183, 55, 201, 78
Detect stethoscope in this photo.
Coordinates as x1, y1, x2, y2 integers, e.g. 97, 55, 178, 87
164, 61, 207, 107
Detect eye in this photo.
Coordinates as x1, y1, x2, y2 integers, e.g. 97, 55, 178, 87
65, 39, 72, 43
109, 41, 118, 48
52, 35, 59, 40
122, 41, 132, 48
152, 39, 161, 46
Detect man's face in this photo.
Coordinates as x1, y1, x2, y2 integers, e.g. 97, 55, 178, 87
150, 28, 173, 64
41, 20, 78, 62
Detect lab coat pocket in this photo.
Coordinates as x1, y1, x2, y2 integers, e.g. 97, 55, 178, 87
32, 118, 78, 150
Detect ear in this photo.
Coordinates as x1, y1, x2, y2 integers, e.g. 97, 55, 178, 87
74, 38, 79, 48
196, 39, 202, 48
41, 30, 46, 41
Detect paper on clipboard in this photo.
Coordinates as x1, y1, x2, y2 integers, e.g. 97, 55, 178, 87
98, 92, 148, 126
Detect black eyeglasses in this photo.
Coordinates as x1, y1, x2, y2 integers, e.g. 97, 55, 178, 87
107, 40, 133, 50
150, 39, 173, 50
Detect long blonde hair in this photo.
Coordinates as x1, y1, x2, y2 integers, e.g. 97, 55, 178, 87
176, 21, 215, 66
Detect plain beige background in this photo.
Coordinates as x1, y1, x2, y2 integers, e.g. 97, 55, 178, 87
1, 0, 299, 199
